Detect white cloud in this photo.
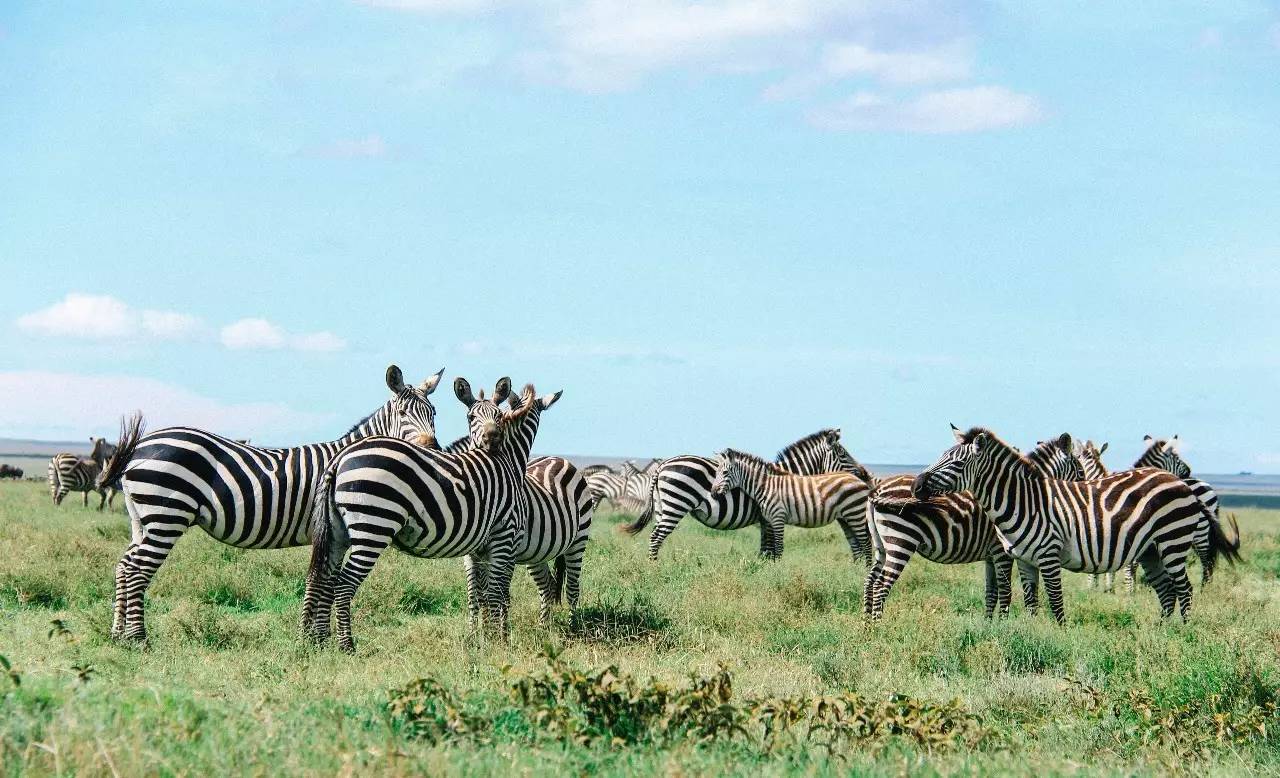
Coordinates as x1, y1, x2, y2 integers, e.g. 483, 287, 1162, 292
821, 41, 972, 86
0, 371, 329, 443
16, 293, 200, 341
220, 318, 346, 352
808, 86, 1044, 134
302, 134, 389, 159
16, 294, 346, 353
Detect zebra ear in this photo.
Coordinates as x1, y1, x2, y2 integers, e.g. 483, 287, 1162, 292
454, 377, 476, 407
951, 423, 965, 444
1166, 436, 1179, 452
418, 368, 444, 396
972, 432, 990, 449
540, 390, 563, 410
1143, 435, 1154, 444
1099, 442, 1109, 455
386, 365, 407, 394
493, 378, 512, 406
1057, 432, 1073, 451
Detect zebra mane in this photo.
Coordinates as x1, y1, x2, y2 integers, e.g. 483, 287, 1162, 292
580, 464, 614, 475
774, 429, 837, 461
959, 427, 1043, 472
722, 448, 787, 475
343, 405, 384, 438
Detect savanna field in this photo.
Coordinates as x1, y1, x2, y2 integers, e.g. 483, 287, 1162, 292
3, 479, 1280, 776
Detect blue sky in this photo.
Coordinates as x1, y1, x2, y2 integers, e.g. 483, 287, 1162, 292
2, 1, 1279, 472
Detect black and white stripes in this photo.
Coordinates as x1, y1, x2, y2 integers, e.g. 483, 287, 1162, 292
98, 365, 443, 643
48, 437, 118, 509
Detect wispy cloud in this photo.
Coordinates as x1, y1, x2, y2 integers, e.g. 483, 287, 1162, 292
0, 370, 330, 442
358, 0, 1043, 133
220, 318, 347, 352
16, 293, 346, 353
807, 86, 1044, 134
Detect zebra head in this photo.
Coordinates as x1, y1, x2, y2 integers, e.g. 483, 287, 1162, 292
1080, 440, 1109, 479
710, 449, 765, 495
1027, 433, 1085, 481
454, 377, 537, 454
383, 365, 445, 448
88, 437, 115, 466
826, 430, 874, 483
911, 424, 981, 499
1137, 435, 1192, 478
505, 387, 564, 448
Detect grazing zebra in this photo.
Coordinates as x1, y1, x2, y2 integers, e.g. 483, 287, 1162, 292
623, 429, 871, 561
912, 427, 1229, 623
96, 365, 444, 644
442, 390, 593, 624
709, 448, 870, 561
303, 378, 539, 651
866, 432, 1084, 620
48, 437, 118, 509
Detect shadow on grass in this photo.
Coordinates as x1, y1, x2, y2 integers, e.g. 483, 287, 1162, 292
564, 594, 671, 644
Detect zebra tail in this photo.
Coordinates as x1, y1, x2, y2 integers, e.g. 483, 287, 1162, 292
303, 468, 338, 631
551, 555, 567, 605
97, 411, 145, 491
1209, 510, 1243, 567
619, 468, 659, 535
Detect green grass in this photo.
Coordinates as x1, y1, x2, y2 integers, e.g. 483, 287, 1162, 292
2, 480, 1279, 775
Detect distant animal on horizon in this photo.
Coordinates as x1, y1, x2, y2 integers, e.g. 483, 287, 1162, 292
47, 437, 119, 509
96, 364, 444, 645
0, 464, 23, 480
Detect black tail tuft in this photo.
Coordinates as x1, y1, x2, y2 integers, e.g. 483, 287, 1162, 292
618, 466, 659, 535
1212, 511, 1244, 566
302, 468, 338, 637
97, 412, 145, 491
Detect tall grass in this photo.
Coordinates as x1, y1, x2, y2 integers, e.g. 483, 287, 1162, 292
1, 479, 1278, 775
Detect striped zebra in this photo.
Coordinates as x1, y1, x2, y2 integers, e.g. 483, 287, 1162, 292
866, 432, 1084, 620
95, 365, 444, 644
912, 427, 1232, 623
303, 378, 539, 651
623, 429, 872, 561
1088, 437, 1239, 592
618, 459, 662, 512
583, 465, 631, 512
709, 448, 870, 561
48, 437, 119, 509
442, 390, 593, 624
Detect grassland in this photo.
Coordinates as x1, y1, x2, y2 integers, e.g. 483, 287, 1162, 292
2, 479, 1280, 776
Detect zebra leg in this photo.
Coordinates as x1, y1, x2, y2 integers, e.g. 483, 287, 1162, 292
563, 538, 587, 614
863, 512, 886, 617
96, 487, 108, 511
120, 525, 190, 643
647, 510, 683, 560
983, 559, 998, 619
1192, 516, 1214, 587
869, 544, 913, 620
111, 545, 136, 640
836, 511, 871, 566
481, 522, 518, 641
994, 554, 1014, 618
1137, 550, 1175, 618
332, 531, 395, 653
756, 521, 771, 558
1017, 559, 1040, 615
83, 489, 90, 508
765, 509, 787, 560
303, 539, 348, 644
462, 556, 487, 630
1087, 573, 1097, 589
1038, 562, 1067, 625
1155, 543, 1194, 622
527, 563, 556, 625
1124, 562, 1136, 595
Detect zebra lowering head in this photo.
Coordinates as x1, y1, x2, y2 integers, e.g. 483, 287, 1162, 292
1079, 440, 1110, 480
382, 365, 445, 448
1027, 433, 1085, 482
709, 449, 759, 495
911, 425, 983, 500
1136, 435, 1191, 478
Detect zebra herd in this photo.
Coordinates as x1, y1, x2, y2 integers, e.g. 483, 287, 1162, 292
34, 362, 1237, 650
46, 436, 122, 510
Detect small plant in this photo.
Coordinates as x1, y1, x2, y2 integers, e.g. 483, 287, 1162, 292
0, 655, 20, 688
48, 619, 72, 640
386, 677, 487, 744
69, 664, 96, 685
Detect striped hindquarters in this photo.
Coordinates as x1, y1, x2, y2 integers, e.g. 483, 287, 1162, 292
870, 475, 997, 564
520, 456, 593, 564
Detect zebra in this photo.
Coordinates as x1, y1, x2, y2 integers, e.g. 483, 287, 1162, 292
622, 429, 872, 561
95, 364, 444, 644
442, 389, 593, 624
0, 464, 23, 479
48, 437, 118, 509
303, 378, 539, 651
912, 426, 1234, 623
866, 432, 1084, 620
617, 458, 662, 513
709, 448, 870, 561
583, 465, 631, 512
1090, 435, 1239, 593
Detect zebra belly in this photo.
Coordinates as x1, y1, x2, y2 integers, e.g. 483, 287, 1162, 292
515, 511, 578, 564
692, 492, 758, 530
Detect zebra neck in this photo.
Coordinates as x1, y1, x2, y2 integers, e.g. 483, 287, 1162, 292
966, 448, 1043, 527
335, 405, 395, 448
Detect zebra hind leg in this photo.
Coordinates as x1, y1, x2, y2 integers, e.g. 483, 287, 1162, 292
462, 556, 488, 632
1038, 562, 1067, 625
111, 546, 136, 640
118, 512, 192, 644
527, 563, 556, 625
836, 511, 871, 566
1017, 560, 1040, 615
1124, 562, 1137, 595
1137, 550, 1175, 618
993, 555, 1014, 618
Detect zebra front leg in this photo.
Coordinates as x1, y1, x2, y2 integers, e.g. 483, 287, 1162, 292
481, 523, 518, 641
96, 488, 108, 511
993, 554, 1014, 618
83, 489, 90, 508
462, 556, 488, 631
1017, 559, 1040, 615
983, 559, 998, 619
764, 509, 787, 560
1123, 562, 1136, 594
527, 563, 556, 625
1038, 562, 1067, 625
562, 541, 586, 615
